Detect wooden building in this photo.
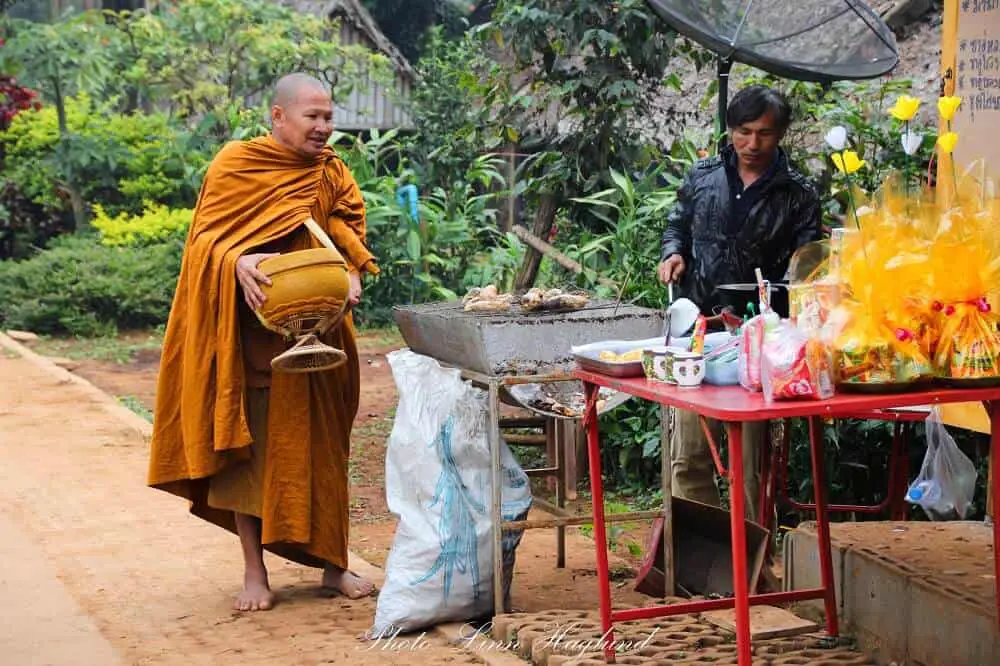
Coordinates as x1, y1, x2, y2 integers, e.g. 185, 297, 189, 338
285, 0, 415, 131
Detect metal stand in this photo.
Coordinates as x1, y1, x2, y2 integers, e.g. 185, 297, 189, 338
460, 368, 656, 618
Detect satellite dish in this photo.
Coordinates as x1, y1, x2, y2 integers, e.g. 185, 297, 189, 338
646, 0, 899, 146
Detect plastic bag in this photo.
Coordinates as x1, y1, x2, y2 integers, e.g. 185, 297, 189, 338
905, 409, 978, 521
760, 321, 834, 402
371, 350, 532, 636
933, 301, 1000, 380
738, 315, 766, 391
828, 297, 935, 386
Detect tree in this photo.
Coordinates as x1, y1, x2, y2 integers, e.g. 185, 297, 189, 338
104, 0, 391, 136
0, 11, 116, 232
475, 0, 696, 288
360, 0, 469, 64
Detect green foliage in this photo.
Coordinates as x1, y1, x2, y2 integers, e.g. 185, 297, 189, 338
739, 72, 936, 226
0, 10, 120, 230
329, 129, 510, 326
117, 394, 152, 422
92, 202, 192, 247
405, 26, 486, 190
0, 234, 181, 336
104, 0, 390, 133
597, 400, 663, 491
476, 0, 688, 228
0, 11, 115, 115
0, 179, 66, 259
1, 94, 205, 216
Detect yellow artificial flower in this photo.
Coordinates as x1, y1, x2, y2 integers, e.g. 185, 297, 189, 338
832, 150, 866, 174
937, 131, 959, 154
888, 95, 921, 121
937, 96, 962, 121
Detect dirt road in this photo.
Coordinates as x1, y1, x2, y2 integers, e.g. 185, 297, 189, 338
0, 341, 485, 665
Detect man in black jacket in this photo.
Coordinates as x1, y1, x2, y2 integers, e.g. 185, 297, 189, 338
658, 85, 822, 522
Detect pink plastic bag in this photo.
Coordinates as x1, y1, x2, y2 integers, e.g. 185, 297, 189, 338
738, 315, 765, 392
761, 321, 834, 402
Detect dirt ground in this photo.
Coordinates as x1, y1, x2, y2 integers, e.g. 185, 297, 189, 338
36, 330, 660, 598
3, 329, 669, 665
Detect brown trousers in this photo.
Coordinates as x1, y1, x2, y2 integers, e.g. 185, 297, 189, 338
669, 408, 768, 524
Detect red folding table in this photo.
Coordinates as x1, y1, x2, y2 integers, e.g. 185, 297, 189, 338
575, 370, 1000, 666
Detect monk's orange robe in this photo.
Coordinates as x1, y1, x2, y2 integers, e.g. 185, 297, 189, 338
147, 134, 379, 569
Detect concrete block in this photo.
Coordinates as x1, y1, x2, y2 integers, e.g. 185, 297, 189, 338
907, 576, 999, 666
782, 525, 848, 621
842, 547, 913, 664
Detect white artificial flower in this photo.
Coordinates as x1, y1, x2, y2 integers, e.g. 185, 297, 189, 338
901, 130, 922, 156
824, 125, 847, 151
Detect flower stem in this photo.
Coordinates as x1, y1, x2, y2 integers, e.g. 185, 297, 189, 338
844, 171, 860, 228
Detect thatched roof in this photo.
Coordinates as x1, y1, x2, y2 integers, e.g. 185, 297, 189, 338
285, 0, 416, 80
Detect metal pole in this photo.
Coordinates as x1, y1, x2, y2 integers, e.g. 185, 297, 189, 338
717, 57, 733, 154
488, 379, 505, 618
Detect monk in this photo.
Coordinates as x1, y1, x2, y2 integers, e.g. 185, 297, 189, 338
148, 73, 379, 611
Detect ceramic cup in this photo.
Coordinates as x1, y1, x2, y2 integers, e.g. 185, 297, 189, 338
642, 346, 670, 382
672, 351, 706, 389
642, 346, 688, 383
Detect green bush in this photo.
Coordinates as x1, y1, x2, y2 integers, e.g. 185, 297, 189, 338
0, 93, 206, 217
0, 234, 181, 336
92, 202, 193, 247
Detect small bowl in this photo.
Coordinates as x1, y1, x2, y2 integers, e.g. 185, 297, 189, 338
256, 248, 350, 334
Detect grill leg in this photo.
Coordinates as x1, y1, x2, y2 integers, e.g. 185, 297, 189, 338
554, 419, 566, 569
564, 420, 580, 502
488, 380, 506, 617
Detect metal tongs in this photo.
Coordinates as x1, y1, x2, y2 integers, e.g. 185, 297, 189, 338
664, 282, 674, 345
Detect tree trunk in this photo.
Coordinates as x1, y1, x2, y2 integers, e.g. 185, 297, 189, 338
513, 193, 558, 291
53, 85, 89, 234
67, 185, 89, 234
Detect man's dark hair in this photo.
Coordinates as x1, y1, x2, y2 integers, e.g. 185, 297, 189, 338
726, 85, 792, 132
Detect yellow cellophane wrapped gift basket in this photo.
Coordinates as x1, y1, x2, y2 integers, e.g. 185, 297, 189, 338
813, 93, 1000, 392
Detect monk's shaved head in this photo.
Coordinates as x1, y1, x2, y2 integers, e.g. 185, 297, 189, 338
269, 72, 334, 158
271, 73, 329, 108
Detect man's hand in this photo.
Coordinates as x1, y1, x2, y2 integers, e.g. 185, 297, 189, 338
347, 272, 362, 307
236, 253, 279, 310
657, 254, 686, 285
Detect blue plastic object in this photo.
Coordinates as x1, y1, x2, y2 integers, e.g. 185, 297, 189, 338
396, 184, 419, 222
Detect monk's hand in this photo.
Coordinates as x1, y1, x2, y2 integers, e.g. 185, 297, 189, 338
347, 272, 362, 307
236, 253, 279, 310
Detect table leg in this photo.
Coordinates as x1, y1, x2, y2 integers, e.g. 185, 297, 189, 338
989, 400, 1000, 629
808, 416, 839, 637
583, 382, 616, 663
488, 380, 505, 618
660, 405, 675, 598
723, 422, 752, 666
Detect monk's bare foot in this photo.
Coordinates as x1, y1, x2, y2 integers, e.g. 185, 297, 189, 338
322, 565, 376, 599
234, 569, 275, 612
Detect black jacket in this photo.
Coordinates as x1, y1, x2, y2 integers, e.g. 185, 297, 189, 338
660, 146, 822, 318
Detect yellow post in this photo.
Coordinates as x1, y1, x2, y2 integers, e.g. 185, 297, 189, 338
936, 0, 960, 204
935, 1, 993, 520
